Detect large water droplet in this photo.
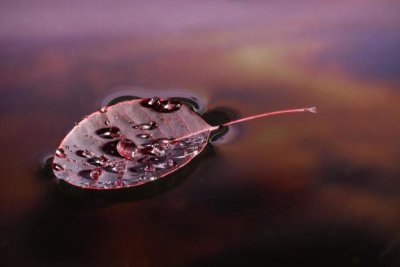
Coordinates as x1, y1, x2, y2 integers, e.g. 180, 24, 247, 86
52, 163, 64, 171
55, 148, 66, 158
116, 138, 137, 159
90, 168, 102, 180
97, 126, 122, 139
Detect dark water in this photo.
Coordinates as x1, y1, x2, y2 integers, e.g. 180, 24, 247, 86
1, 1, 400, 266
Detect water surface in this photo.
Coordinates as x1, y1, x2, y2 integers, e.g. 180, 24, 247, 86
1, 1, 400, 266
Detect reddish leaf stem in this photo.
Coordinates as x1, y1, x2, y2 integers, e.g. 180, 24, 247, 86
173, 107, 316, 142
222, 107, 316, 127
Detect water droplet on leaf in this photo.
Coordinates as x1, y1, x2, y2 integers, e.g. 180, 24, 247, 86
137, 133, 151, 139
89, 155, 109, 167
133, 121, 158, 130
111, 161, 126, 175
116, 138, 137, 159
76, 149, 94, 158
97, 126, 122, 139
155, 100, 181, 113
141, 97, 161, 108
55, 148, 66, 158
90, 168, 102, 180
52, 163, 64, 171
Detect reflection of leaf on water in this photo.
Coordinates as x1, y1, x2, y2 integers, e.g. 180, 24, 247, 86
52, 97, 315, 190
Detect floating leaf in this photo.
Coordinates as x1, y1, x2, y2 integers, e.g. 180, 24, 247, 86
52, 97, 316, 190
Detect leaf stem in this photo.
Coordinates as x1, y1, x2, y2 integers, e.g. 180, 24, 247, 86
173, 107, 316, 142
222, 107, 316, 127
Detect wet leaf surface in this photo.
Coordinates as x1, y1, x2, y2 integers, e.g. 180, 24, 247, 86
52, 98, 211, 190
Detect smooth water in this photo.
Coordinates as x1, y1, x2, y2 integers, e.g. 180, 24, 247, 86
1, 1, 400, 266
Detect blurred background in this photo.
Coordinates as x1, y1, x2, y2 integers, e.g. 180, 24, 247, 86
0, 0, 400, 266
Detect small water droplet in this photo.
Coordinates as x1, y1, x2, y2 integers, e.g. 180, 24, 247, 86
52, 163, 64, 171
100, 107, 107, 113
65, 145, 70, 149
116, 138, 137, 159
156, 138, 173, 145
90, 168, 102, 180
154, 159, 175, 169
76, 149, 94, 158
113, 179, 124, 187
152, 146, 166, 157
144, 164, 156, 172
184, 147, 200, 156
133, 121, 158, 130
89, 155, 108, 166
97, 126, 122, 139
55, 148, 66, 158
142, 97, 161, 108
137, 133, 151, 139
111, 161, 126, 174
139, 173, 156, 181
155, 100, 181, 113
